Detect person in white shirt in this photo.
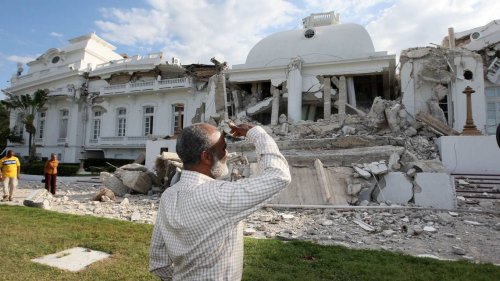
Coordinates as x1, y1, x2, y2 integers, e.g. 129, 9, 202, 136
150, 122, 291, 280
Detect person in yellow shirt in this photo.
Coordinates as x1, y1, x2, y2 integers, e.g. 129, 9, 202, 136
44, 153, 59, 195
0, 150, 21, 201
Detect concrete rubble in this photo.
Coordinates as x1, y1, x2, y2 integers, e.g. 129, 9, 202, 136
6, 178, 499, 265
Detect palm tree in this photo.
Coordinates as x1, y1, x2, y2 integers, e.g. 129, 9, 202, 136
0, 102, 23, 154
1, 89, 47, 162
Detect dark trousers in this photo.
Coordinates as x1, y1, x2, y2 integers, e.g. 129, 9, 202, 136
44, 173, 57, 195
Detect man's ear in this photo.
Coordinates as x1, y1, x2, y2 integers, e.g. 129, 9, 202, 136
200, 150, 212, 165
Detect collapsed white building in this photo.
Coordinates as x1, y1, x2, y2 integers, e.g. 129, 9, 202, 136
3, 33, 220, 162
3, 12, 499, 209
227, 12, 396, 125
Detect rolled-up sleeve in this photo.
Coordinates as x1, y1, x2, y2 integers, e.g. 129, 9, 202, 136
215, 126, 291, 221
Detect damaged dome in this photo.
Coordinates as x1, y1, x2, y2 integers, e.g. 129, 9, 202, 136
245, 23, 376, 67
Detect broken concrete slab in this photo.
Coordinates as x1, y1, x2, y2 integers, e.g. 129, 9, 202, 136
32, 247, 110, 272
374, 172, 413, 205
438, 135, 500, 175
416, 112, 459, 136
406, 159, 448, 173
354, 166, 371, 179
314, 159, 333, 204
119, 163, 148, 172
269, 166, 350, 205
414, 173, 457, 209
388, 152, 401, 171
119, 170, 152, 194
366, 162, 388, 176
100, 172, 129, 197
23, 189, 52, 209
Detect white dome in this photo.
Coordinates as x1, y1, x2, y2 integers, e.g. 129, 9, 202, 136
244, 23, 376, 67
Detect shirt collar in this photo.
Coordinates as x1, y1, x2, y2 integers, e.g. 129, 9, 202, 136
179, 170, 214, 185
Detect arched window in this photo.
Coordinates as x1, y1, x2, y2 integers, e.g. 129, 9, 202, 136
59, 109, 69, 139
172, 104, 184, 135
143, 106, 154, 136
37, 111, 46, 139
92, 110, 102, 140
117, 108, 127, 137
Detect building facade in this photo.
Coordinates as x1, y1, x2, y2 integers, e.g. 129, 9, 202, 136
3, 33, 218, 162
227, 12, 396, 125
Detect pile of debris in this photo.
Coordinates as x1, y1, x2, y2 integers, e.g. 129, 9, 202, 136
99, 163, 161, 197
217, 95, 465, 209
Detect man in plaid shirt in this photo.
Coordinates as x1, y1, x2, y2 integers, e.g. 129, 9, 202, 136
150, 122, 291, 280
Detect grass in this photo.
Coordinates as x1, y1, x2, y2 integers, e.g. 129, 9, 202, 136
1, 205, 499, 281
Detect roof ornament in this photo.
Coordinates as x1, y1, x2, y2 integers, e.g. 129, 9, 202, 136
302, 11, 340, 28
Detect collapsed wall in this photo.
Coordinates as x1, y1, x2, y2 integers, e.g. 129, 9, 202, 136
222, 93, 456, 209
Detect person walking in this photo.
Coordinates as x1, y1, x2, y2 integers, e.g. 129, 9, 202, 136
149, 122, 291, 280
44, 153, 59, 195
0, 150, 21, 201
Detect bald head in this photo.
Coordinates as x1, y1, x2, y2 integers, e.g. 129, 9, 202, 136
176, 123, 221, 168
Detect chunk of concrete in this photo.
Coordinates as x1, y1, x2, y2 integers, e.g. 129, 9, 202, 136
366, 162, 388, 176
354, 166, 371, 179
388, 152, 401, 171
374, 172, 413, 205
31, 247, 110, 272
100, 172, 129, 196
414, 173, 457, 209
120, 171, 152, 194
23, 189, 52, 209
406, 159, 448, 173
119, 163, 148, 172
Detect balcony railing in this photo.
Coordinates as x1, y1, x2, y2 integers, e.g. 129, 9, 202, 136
94, 52, 163, 70
89, 135, 154, 147
98, 77, 191, 95
9, 62, 81, 87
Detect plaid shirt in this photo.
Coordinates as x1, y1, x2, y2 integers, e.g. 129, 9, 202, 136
150, 126, 291, 280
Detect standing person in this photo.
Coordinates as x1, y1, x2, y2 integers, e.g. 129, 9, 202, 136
0, 150, 21, 202
150, 123, 291, 280
44, 153, 59, 195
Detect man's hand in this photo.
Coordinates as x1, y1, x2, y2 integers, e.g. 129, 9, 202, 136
228, 122, 254, 138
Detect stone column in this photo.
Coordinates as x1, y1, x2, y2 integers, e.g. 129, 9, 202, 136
346, 77, 356, 107
323, 76, 331, 120
461, 86, 482, 135
214, 74, 226, 114
338, 76, 347, 122
231, 90, 240, 116
270, 85, 280, 126
287, 57, 303, 123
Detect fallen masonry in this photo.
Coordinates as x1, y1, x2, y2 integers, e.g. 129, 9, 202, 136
13, 97, 499, 267
5, 179, 499, 266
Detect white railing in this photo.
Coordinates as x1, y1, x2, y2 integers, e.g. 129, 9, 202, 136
127, 136, 148, 141
101, 136, 125, 142
88, 135, 152, 147
94, 52, 164, 70
100, 77, 191, 95
10, 62, 80, 87
302, 11, 340, 28
129, 81, 154, 90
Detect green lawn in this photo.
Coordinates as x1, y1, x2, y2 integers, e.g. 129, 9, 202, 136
1, 205, 499, 281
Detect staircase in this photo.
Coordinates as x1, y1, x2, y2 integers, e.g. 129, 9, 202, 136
453, 174, 500, 200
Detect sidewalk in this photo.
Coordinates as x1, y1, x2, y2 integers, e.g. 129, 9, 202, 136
0, 174, 100, 207
19, 174, 99, 183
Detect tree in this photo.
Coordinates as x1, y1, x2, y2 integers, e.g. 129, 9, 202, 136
1, 89, 47, 162
0, 102, 23, 154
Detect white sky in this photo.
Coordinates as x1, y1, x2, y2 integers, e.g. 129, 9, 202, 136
0, 0, 499, 95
